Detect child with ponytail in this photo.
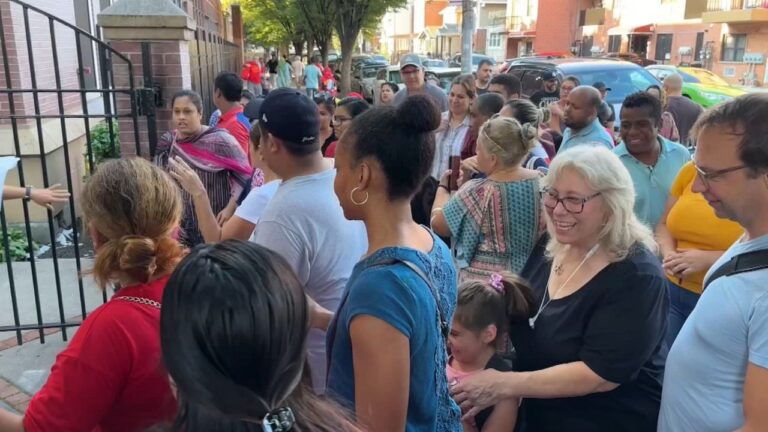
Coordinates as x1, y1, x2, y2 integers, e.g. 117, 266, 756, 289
447, 273, 535, 432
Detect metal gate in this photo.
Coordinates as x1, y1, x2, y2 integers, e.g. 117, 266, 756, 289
0, 0, 157, 345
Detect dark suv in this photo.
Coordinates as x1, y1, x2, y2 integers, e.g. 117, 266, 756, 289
505, 58, 661, 119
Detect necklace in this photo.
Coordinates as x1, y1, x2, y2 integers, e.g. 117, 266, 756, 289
529, 243, 600, 329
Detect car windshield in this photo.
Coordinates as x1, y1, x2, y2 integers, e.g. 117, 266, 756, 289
362, 68, 380, 78
389, 70, 402, 84
561, 67, 660, 106
681, 68, 730, 87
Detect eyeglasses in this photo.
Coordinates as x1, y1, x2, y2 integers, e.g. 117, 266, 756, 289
540, 187, 601, 214
333, 116, 352, 125
692, 158, 748, 189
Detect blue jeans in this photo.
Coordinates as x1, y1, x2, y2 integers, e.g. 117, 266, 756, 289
666, 281, 700, 347
306, 88, 317, 98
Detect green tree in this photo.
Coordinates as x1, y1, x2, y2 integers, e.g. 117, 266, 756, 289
295, 0, 337, 65
335, 0, 406, 95
240, 0, 303, 50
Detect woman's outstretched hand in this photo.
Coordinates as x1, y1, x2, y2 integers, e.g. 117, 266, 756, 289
30, 184, 70, 210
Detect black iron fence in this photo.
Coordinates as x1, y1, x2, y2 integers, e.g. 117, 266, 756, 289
0, 0, 151, 345
190, 30, 243, 122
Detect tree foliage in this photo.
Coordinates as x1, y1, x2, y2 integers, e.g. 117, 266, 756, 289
335, 0, 406, 94
240, 0, 303, 49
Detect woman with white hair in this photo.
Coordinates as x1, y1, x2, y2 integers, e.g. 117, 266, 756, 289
451, 146, 669, 432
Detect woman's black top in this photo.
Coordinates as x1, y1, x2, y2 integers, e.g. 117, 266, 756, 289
321, 132, 337, 155
514, 237, 669, 432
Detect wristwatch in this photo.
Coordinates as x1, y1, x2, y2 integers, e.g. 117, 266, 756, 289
23, 186, 32, 202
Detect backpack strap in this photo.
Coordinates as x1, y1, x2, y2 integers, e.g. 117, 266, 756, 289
369, 258, 449, 341
703, 249, 768, 291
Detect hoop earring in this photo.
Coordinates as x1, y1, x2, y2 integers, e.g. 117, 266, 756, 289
350, 187, 369, 206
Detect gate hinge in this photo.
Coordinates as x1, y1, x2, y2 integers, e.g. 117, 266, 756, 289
135, 84, 163, 116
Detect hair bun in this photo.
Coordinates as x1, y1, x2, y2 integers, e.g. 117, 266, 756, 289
538, 107, 551, 125
521, 123, 538, 141
117, 235, 158, 277
396, 95, 441, 133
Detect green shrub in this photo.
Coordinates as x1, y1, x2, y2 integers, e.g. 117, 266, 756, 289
0, 228, 37, 262
87, 120, 120, 168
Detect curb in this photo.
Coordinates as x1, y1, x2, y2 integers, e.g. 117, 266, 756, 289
0, 377, 31, 414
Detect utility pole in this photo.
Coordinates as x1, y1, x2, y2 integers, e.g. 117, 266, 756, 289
461, 0, 474, 74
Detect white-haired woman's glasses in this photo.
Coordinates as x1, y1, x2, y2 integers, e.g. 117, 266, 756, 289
540, 187, 601, 214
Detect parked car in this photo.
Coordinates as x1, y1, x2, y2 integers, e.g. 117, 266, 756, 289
421, 57, 448, 68
645, 65, 747, 108
372, 65, 461, 103
499, 53, 572, 74
449, 53, 496, 68
353, 62, 389, 101
599, 52, 657, 67
505, 58, 661, 128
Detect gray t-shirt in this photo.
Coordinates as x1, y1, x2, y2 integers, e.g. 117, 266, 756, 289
252, 168, 368, 393
393, 82, 449, 112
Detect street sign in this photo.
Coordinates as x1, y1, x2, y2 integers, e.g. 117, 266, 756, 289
743, 53, 765, 64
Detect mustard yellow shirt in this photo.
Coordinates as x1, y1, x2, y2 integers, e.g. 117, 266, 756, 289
665, 162, 743, 294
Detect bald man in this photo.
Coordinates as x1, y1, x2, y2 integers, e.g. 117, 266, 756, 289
663, 74, 703, 145
558, 86, 615, 153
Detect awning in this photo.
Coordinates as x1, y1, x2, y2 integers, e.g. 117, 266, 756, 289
438, 24, 460, 36
632, 24, 654, 34
508, 30, 536, 39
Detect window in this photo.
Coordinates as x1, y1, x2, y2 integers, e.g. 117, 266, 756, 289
489, 33, 503, 48
721, 34, 746, 62
655, 34, 673, 61
694, 32, 704, 61
608, 35, 621, 53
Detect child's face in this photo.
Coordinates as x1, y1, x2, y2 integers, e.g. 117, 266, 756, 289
448, 319, 494, 365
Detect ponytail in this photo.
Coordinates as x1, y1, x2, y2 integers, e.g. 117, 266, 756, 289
454, 273, 535, 342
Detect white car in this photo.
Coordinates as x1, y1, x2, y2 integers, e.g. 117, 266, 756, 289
373, 66, 405, 104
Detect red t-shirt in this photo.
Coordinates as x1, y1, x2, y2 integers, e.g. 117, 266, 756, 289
217, 106, 252, 158
324, 140, 338, 158
24, 277, 177, 432
248, 62, 262, 85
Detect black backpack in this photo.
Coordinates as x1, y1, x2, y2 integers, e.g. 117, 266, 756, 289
703, 249, 768, 291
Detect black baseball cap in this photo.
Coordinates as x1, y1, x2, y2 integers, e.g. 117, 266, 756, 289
258, 88, 319, 145
243, 96, 265, 122
541, 71, 557, 81
593, 81, 612, 92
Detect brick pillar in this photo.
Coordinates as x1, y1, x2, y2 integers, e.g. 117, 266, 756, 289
231, 4, 244, 66
97, 0, 195, 157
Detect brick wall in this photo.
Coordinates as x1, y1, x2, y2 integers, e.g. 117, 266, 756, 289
109, 40, 191, 156
535, 0, 581, 54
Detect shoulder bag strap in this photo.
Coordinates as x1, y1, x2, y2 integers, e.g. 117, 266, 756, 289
368, 258, 449, 341
703, 249, 768, 291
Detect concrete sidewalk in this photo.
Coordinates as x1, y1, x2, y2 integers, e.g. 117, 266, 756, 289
1, 259, 102, 414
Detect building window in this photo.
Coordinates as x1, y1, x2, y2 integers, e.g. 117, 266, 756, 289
721, 34, 746, 62
489, 33, 503, 48
694, 32, 704, 61
608, 35, 621, 53
655, 33, 673, 62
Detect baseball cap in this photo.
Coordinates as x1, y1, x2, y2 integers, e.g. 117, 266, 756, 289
541, 71, 557, 81
259, 88, 319, 145
400, 53, 423, 70
243, 96, 265, 122
593, 81, 612, 92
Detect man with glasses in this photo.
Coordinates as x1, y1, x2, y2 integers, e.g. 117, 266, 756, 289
392, 53, 448, 112
615, 92, 689, 228
659, 94, 768, 432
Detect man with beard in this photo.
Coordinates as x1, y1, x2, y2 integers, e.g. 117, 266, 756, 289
529, 71, 560, 107
558, 86, 615, 153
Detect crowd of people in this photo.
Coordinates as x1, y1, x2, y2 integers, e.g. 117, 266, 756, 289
1, 50, 767, 432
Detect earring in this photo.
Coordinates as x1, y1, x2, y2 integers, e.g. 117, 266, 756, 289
350, 187, 369, 206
